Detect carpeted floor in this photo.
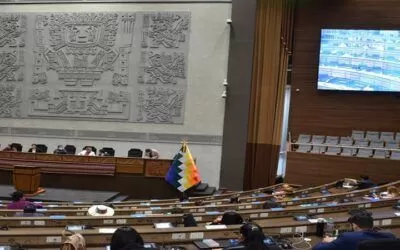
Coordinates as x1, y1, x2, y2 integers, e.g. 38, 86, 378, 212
0, 185, 119, 202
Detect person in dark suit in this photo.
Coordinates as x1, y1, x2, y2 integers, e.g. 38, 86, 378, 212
313, 213, 396, 250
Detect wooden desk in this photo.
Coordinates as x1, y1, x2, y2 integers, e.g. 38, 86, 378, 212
13, 165, 41, 194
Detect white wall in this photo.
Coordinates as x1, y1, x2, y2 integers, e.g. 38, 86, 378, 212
0, 1, 231, 188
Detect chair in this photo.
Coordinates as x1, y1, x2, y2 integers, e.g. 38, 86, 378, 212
64, 145, 76, 155
325, 136, 339, 145
128, 148, 143, 157
365, 131, 379, 140
36, 144, 48, 153
310, 145, 326, 154
357, 238, 400, 250
380, 132, 394, 142
369, 140, 384, 148
341, 147, 356, 156
396, 132, 400, 142
339, 137, 353, 146
99, 147, 115, 156
357, 148, 372, 158
390, 151, 400, 160
372, 149, 387, 159
311, 135, 325, 144
351, 130, 365, 140
296, 145, 311, 153
385, 141, 399, 149
297, 134, 311, 143
10, 143, 23, 152
325, 146, 341, 155
354, 139, 369, 147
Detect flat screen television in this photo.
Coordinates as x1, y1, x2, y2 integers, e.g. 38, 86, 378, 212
317, 29, 400, 92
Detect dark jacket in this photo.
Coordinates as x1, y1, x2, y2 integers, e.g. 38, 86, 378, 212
313, 230, 396, 250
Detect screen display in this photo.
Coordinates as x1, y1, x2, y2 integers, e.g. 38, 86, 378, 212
318, 29, 400, 92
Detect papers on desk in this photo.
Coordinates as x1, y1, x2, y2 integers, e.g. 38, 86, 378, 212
99, 228, 117, 234
395, 212, 400, 217
205, 225, 227, 230
343, 185, 354, 189
308, 219, 319, 224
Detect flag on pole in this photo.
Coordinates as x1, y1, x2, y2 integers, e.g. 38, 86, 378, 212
165, 142, 201, 192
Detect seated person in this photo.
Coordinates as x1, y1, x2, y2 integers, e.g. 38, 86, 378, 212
53, 145, 67, 154
28, 144, 41, 153
14, 204, 44, 217
211, 211, 243, 225
357, 175, 376, 190
230, 194, 241, 204
262, 199, 283, 209
110, 226, 158, 250
78, 146, 95, 156
7, 191, 42, 210
2, 144, 17, 152
226, 222, 269, 250
313, 212, 396, 250
144, 148, 159, 159
380, 186, 399, 199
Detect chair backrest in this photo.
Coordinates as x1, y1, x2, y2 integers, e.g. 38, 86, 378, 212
372, 150, 386, 159
100, 147, 115, 156
36, 144, 48, 153
369, 140, 384, 148
357, 238, 400, 250
325, 136, 339, 145
298, 134, 311, 143
11, 143, 23, 152
325, 146, 341, 155
354, 139, 369, 147
341, 147, 355, 156
311, 135, 325, 144
340, 137, 354, 146
64, 145, 76, 155
357, 149, 372, 158
385, 141, 399, 149
380, 132, 394, 142
128, 148, 143, 157
390, 151, 400, 160
365, 131, 379, 140
352, 130, 365, 140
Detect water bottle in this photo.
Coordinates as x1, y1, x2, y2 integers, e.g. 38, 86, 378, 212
325, 218, 335, 236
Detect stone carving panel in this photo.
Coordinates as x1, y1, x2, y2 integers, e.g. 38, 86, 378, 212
136, 87, 184, 124
0, 83, 22, 118
30, 89, 130, 120
0, 11, 190, 124
0, 14, 26, 118
138, 51, 186, 85
141, 12, 190, 49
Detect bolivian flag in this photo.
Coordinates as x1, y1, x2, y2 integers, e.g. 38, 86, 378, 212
165, 142, 201, 192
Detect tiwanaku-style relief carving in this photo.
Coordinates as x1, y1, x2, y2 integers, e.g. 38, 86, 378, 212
0, 14, 26, 118
0, 11, 190, 124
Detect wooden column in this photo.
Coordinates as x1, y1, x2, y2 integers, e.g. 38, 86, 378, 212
244, 0, 294, 189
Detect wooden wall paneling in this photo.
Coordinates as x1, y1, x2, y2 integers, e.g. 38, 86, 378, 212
285, 152, 400, 187
290, 0, 400, 137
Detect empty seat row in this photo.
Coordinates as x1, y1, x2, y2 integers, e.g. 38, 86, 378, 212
297, 135, 399, 149
352, 130, 400, 141
296, 145, 400, 160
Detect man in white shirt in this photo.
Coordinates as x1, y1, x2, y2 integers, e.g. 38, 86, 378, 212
78, 146, 96, 156
145, 148, 159, 159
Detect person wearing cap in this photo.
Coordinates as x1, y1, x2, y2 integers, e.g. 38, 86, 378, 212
87, 205, 115, 216
313, 213, 396, 250
7, 191, 42, 210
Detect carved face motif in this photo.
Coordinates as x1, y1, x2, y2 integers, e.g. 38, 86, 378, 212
66, 24, 99, 44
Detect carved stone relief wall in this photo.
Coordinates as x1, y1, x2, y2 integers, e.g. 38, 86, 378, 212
0, 14, 26, 118
0, 12, 190, 124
